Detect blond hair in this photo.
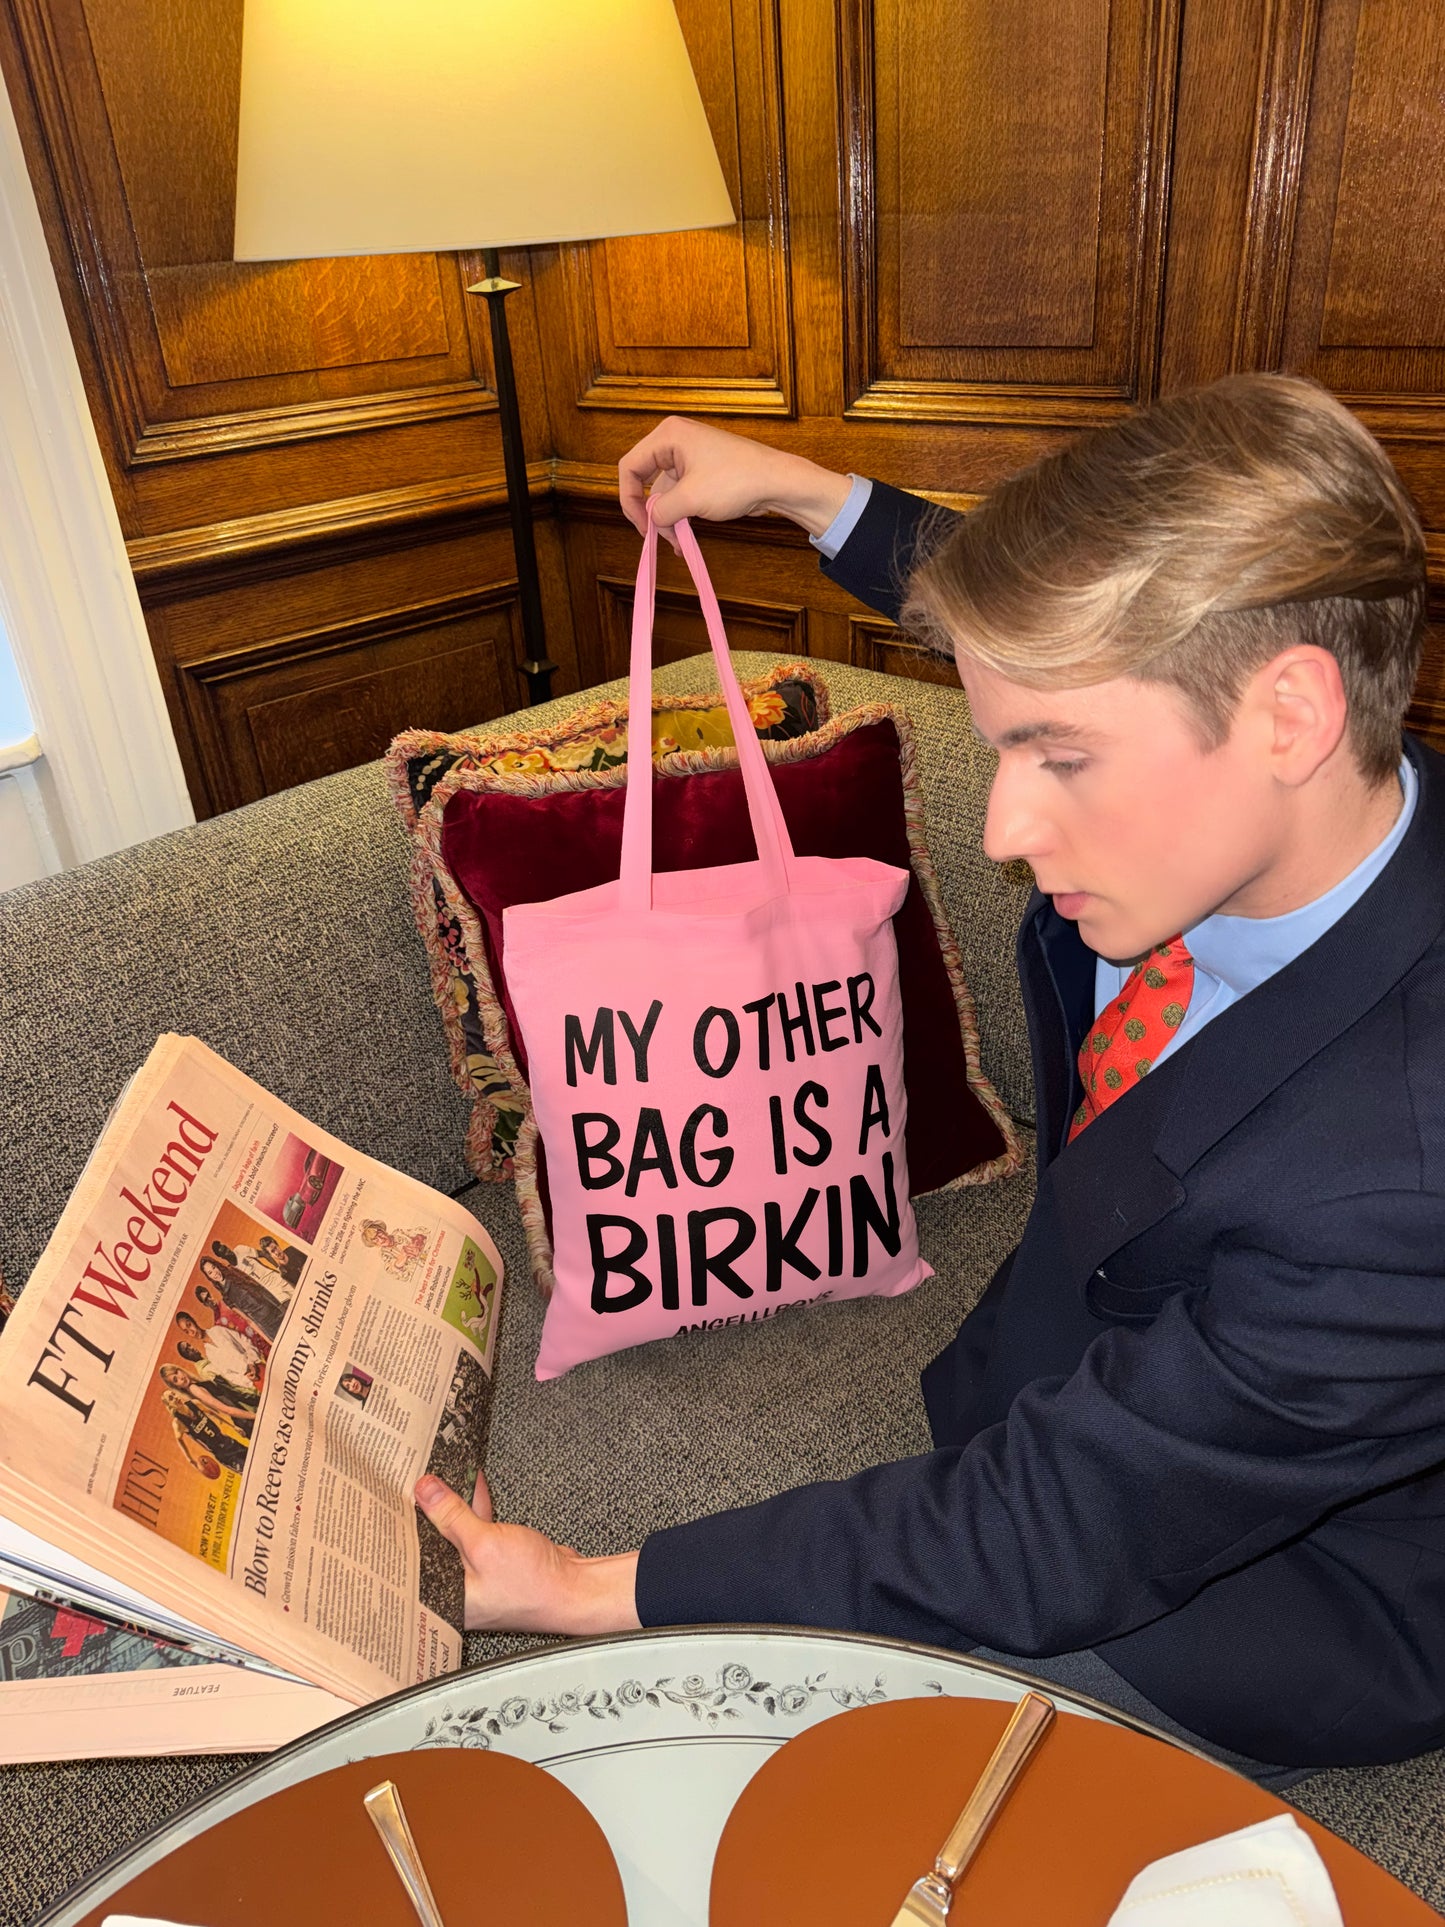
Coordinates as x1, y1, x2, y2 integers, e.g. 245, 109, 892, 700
904, 375, 1426, 783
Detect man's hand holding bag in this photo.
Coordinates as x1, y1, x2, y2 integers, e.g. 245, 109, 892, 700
504, 506, 933, 1380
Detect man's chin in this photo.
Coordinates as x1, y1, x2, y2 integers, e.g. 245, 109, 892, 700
1075, 913, 1147, 962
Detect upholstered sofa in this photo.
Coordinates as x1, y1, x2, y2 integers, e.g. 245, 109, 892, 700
1, 652, 1442, 1922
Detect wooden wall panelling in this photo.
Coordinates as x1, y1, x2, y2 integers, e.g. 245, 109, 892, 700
1314, 14, 1445, 360
1276, 0, 1445, 391
532, 0, 1082, 507
140, 502, 577, 815
848, 615, 957, 686
124, 471, 551, 597
1227, 0, 1322, 372
124, 395, 512, 541
1155, 0, 1282, 394
558, 496, 840, 689
1269, 0, 1445, 480
177, 588, 523, 807
1227, 0, 1445, 741
22, 0, 495, 470
840, 0, 1182, 425
555, 489, 971, 689
553, 0, 792, 418
775, 0, 846, 423
596, 575, 809, 676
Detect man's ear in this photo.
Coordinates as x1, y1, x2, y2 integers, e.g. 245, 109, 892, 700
1246, 645, 1350, 785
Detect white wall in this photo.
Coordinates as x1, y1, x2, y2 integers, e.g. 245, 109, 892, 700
0, 66, 194, 893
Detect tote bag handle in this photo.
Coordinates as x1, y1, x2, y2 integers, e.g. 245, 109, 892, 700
620, 499, 798, 913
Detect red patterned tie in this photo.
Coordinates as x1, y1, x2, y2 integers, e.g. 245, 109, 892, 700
1069, 936, 1194, 1141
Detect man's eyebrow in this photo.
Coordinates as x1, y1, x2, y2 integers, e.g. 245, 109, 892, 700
971, 720, 1099, 750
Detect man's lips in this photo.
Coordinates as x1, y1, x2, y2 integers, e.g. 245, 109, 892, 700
1050, 891, 1091, 918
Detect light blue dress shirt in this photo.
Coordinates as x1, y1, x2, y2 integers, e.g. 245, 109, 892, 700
1095, 755, 1419, 1063
812, 474, 875, 561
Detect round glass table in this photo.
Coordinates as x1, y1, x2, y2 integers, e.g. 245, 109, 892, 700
42, 1627, 1114, 1926
38, 1625, 1436, 1927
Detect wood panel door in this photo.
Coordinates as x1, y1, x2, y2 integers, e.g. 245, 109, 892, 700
1163, 0, 1445, 738
1249, 0, 1445, 734
840, 0, 1179, 428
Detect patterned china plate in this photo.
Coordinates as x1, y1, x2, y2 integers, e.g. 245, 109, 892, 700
41, 1627, 1114, 1927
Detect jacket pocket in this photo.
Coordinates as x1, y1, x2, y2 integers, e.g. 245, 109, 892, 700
1086, 1264, 1190, 1323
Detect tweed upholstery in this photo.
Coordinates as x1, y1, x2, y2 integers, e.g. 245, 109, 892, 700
1, 655, 1442, 1922
0, 759, 472, 1295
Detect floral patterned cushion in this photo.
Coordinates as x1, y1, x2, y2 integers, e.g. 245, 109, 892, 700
385, 664, 829, 1178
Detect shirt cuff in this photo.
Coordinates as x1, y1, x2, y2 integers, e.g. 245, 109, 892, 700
809, 475, 873, 561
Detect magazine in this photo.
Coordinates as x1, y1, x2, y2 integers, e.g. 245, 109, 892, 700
0, 1584, 352, 1760
0, 1034, 503, 1741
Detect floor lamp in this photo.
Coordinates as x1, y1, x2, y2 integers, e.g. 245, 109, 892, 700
233, 0, 734, 706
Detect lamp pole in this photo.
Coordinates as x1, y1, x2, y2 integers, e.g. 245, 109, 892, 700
469, 248, 557, 706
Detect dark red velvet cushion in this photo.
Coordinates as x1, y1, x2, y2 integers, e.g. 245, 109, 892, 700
439, 718, 1010, 1208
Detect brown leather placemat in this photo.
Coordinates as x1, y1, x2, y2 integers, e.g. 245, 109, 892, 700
74, 1748, 627, 1926
710, 1698, 1441, 1925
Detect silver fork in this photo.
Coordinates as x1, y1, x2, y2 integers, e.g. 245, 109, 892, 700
364, 1779, 447, 1927
887, 1691, 1056, 1925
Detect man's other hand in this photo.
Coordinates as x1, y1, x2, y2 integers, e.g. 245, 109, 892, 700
618, 416, 851, 544
415, 1471, 641, 1636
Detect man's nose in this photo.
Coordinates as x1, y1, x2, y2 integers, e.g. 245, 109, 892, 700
982, 769, 1051, 865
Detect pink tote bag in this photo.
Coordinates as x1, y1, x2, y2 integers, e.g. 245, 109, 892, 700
504, 506, 933, 1380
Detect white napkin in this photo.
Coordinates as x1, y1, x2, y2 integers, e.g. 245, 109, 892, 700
1106, 1815, 1345, 1925
101, 1917, 206, 1926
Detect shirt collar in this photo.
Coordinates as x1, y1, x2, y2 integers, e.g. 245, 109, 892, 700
1182, 755, 1418, 998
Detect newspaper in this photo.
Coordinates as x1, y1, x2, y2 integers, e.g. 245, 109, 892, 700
0, 1035, 503, 1708
0, 1584, 350, 1760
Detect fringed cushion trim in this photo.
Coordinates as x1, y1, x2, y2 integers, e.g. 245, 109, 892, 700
383, 660, 826, 833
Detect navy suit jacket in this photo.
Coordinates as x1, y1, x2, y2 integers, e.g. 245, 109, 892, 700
635, 481, 1445, 1767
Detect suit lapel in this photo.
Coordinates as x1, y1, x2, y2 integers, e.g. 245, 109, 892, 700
1018, 889, 1187, 1281
1038, 1056, 1190, 1278
1018, 892, 1094, 1161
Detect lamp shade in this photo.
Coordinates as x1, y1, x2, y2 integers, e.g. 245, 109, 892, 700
233, 0, 736, 260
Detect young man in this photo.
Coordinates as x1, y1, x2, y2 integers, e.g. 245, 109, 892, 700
416, 376, 1443, 1783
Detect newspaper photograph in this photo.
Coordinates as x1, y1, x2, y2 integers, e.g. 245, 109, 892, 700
0, 1034, 503, 1707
